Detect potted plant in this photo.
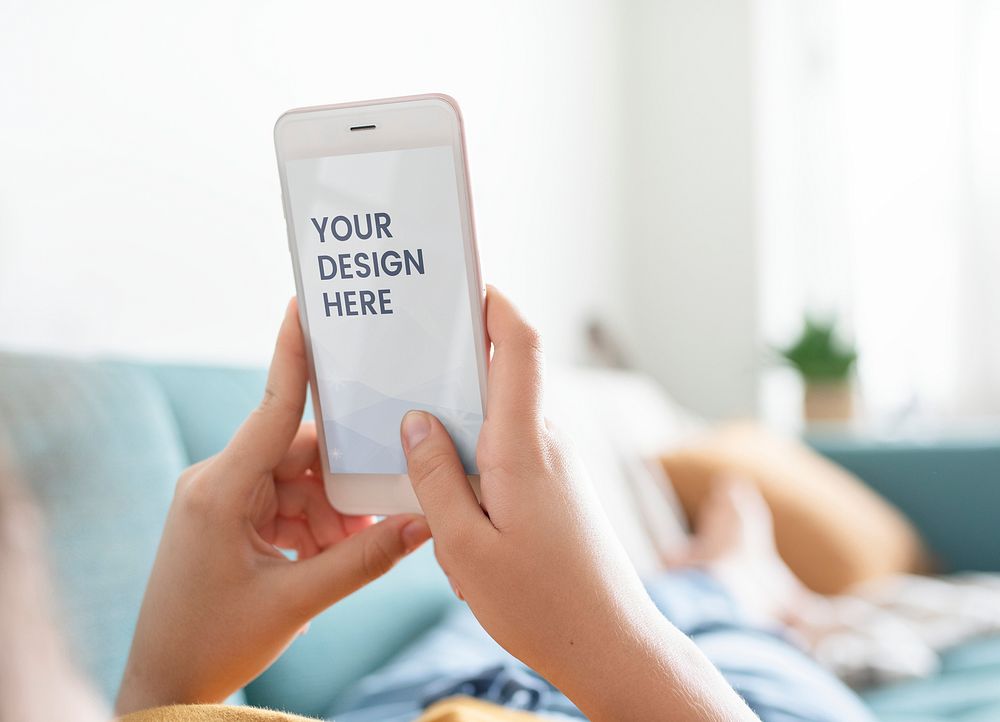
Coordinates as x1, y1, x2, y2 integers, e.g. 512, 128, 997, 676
777, 317, 858, 423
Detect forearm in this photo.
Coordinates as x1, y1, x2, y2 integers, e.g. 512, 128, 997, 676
547, 602, 757, 722
115, 663, 163, 717
115, 643, 202, 716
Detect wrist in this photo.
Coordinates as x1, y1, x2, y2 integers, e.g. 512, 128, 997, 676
543, 605, 666, 719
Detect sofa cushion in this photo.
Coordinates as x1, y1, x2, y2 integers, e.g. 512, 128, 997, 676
0, 354, 185, 700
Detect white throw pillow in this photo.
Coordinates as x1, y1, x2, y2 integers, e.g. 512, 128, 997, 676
545, 366, 701, 576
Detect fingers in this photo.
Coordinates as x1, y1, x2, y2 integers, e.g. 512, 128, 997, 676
284, 514, 430, 617
273, 477, 346, 548
401, 411, 492, 541
227, 299, 309, 479
484, 286, 545, 432
342, 514, 376, 536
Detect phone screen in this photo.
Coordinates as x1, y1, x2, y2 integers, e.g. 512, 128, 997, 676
284, 145, 483, 475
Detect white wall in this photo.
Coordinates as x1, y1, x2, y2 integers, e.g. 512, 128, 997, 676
1, 0, 766, 421
755, 0, 1000, 423
0, 0, 626, 366
621, 0, 759, 418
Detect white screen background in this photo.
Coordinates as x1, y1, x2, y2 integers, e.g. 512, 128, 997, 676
285, 145, 482, 474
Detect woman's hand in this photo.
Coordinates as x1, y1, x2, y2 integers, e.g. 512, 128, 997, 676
401, 287, 756, 722
115, 300, 431, 715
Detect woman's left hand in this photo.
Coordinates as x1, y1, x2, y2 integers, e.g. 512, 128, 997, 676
115, 300, 430, 715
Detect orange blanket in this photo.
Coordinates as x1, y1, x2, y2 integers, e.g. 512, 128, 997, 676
120, 696, 542, 722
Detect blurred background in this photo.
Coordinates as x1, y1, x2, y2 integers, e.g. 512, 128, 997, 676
4, 4, 1000, 720
1, 0, 998, 430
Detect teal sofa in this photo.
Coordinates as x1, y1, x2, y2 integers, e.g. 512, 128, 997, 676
1, 353, 999, 720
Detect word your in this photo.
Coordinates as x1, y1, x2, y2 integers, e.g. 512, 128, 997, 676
311, 213, 392, 242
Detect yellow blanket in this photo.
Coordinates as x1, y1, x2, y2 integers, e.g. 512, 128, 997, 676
120, 696, 542, 722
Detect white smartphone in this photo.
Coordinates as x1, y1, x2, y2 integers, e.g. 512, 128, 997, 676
274, 94, 488, 515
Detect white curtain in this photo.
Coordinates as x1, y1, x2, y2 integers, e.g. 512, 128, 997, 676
756, 0, 1000, 424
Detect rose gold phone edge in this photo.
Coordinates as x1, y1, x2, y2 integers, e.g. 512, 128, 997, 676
273, 94, 487, 516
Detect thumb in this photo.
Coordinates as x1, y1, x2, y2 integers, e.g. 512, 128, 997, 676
285, 514, 430, 618
226, 299, 308, 480
401, 411, 491, 542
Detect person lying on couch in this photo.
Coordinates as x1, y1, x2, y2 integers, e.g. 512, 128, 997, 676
1, 288, 874, 722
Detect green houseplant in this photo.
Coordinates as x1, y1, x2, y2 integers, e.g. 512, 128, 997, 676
778, 317, 858, 422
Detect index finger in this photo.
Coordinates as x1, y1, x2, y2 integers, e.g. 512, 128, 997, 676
484, 286, 545, 433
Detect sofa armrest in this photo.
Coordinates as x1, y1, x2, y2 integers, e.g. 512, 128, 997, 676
809, 435, 1000, 573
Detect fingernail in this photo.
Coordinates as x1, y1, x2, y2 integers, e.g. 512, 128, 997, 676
401, 411, 431, 452
401, 517, 431, 551
448, 576, 465, 601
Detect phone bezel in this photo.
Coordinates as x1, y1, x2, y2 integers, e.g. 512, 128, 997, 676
274, 94, 487, 516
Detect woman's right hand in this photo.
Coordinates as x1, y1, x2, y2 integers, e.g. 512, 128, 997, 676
400, 287, 756, 722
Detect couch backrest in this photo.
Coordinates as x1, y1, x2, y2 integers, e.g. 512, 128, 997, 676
813, 436, 1000, 574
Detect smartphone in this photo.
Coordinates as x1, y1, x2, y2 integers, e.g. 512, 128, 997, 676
274, 95, 487, 515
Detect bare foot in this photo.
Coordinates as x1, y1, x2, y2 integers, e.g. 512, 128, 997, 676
672, 476, 810, 625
